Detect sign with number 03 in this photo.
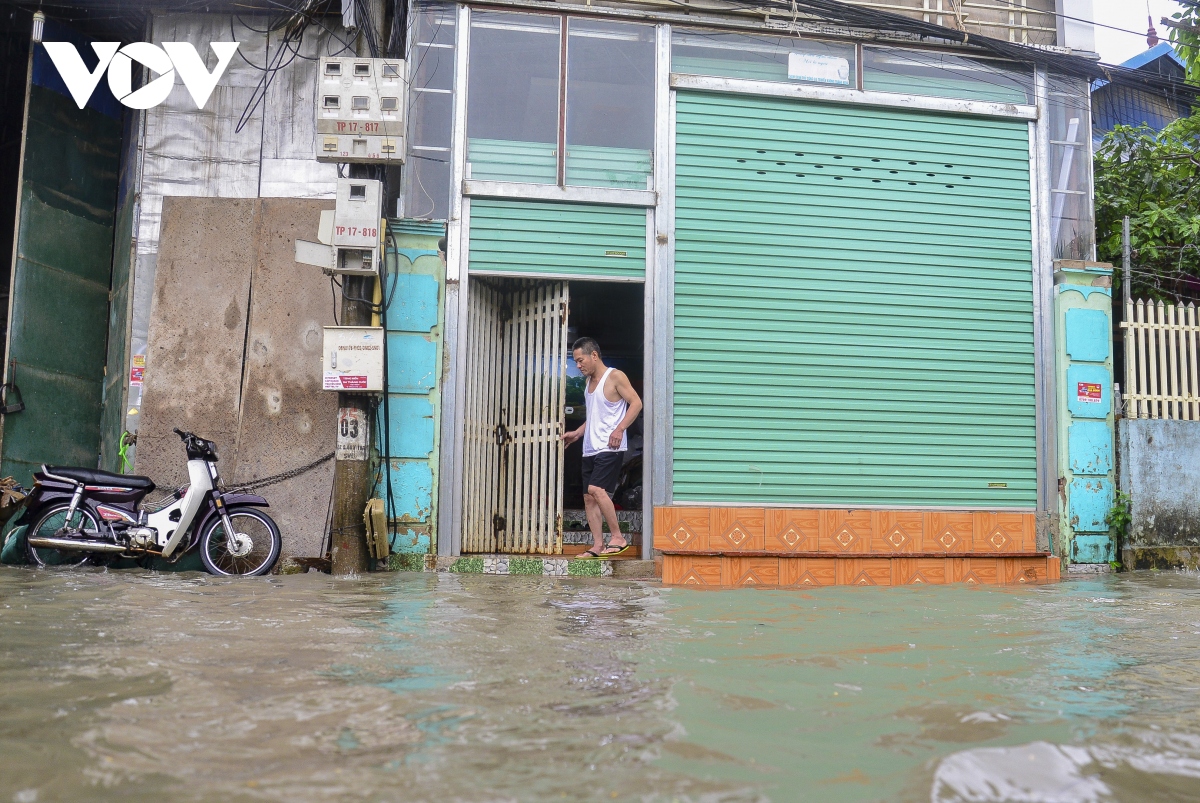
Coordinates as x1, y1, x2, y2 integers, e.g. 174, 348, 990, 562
336, 408, 368, 461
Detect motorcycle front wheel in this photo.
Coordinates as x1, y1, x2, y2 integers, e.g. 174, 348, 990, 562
199, 507, 282, 577
25, 504, 104, 568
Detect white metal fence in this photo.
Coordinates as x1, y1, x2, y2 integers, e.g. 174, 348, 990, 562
1122, 299, 1200, 420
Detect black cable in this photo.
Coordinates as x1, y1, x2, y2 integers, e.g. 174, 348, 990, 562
378, 223, 398, 548
341, 288, 382, 310
329, 276, 340, 325
384, 229, 402, 309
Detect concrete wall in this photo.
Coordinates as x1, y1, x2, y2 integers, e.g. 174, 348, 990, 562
139, 197, 336, 560
1119, 418, 1200, 568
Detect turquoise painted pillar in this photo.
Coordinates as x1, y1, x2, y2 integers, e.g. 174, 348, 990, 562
379, 220, 446, 569
1054, 262, 1116, 564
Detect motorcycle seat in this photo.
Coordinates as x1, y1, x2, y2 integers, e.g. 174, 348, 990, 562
44, 466, 156, 491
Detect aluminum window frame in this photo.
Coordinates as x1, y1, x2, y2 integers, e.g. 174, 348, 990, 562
463, 7, 658, 194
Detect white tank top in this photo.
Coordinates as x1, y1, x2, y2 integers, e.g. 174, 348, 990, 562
583, 367, 628, 456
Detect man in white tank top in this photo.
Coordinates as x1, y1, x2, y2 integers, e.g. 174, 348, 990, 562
563, 337, 643, 559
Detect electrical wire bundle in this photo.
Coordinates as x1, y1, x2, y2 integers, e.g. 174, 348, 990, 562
654, 0, 1200, 103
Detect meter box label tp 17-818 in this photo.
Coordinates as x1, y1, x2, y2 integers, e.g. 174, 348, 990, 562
334, 179, 382, 249
330, 178, 381, 275
317, 56, 405, 164
323, 327, 384, 392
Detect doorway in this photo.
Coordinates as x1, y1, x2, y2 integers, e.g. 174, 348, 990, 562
461, 276, 645, 554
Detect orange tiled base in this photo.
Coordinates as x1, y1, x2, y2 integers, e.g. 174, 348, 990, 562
655, 506, 1059, 588
662, 553, 1060, 587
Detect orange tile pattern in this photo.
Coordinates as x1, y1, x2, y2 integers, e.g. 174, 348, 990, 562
656, 506, 1057, 588
656, 507, 1038, 556
662, 554, 1060, 587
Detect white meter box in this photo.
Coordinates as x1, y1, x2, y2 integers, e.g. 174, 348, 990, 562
317, 56, 406, 164
323, 327, 385, 392
334, 179, 382, 249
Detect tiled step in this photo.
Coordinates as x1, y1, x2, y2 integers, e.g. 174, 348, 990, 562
434, 554, 613, 577
663, 555, 1061, 587
560, 543, 641, 560
561, 508, 642, 551
427, 555, 658, 579
562, 530, 642, 545
562, 509, 642, 533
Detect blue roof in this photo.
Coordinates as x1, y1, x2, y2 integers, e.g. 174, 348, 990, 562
1092, 43, 1185, 92
1119, 42, 1185, 72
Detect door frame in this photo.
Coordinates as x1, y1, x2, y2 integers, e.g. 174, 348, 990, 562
445, 205, 655, 558
439, 8, 668, 560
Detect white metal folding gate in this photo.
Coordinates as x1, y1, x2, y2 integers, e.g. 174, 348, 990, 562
462, 280, 569, 554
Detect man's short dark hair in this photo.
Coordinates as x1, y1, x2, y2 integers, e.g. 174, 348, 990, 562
572, 337, 601, 358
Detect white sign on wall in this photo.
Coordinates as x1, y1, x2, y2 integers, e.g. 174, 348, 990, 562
787, 52, 851, 86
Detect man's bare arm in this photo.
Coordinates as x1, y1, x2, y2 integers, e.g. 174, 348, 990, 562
607, 371, 643, 449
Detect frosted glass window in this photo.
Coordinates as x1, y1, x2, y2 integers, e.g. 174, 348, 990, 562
672, 29, 855, 87
467, 12, 561, 184
1049, 76, 1095, 261
863, 46, 1032, 103
565, 19, 655, 189
402, 5, 456, 221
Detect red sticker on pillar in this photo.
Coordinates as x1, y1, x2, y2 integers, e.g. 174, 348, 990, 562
1077, 382, 1102, 403
324, 375, 369, 390
129, 355, 145, 387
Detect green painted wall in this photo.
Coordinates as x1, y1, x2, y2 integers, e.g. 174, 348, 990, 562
1053, 269, 1115, 563
672, 91, 1036, 508
1, 85, 121, 483
381, 220, 446, 565
468, 199, 646, 280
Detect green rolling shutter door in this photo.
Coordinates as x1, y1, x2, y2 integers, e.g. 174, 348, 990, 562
469, 199, 646, 280
673, 92, 1036, 508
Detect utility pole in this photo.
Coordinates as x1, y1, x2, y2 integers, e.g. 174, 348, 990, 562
329, 0, 389, 575
329, 278, 374, 575
1122, 216, 1132, 308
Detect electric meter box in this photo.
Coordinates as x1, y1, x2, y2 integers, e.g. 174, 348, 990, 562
322, 327, 385, 392
334, 178, 382, 249
316, 56, 405, 164
331, 178, 382, 276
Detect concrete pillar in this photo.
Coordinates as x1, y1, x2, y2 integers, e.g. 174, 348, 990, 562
1054, 261, 1116, 564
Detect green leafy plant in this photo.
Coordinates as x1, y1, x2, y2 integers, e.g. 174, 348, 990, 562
1098, 4, 1200, 302
1095, 115, 1200, 303
1105, 491, 1133, 571
1168, 3, 1200, 85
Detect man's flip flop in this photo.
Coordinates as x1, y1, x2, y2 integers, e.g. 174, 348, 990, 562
575, 548, 602, 560
599, 543, 633, 559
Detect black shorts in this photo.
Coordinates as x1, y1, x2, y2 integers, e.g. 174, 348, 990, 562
582, 451, 624, 496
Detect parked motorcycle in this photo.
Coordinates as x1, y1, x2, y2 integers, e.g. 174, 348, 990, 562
17, 428, 281, 576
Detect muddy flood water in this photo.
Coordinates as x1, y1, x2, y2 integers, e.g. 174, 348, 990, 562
4, 570, 1200, 802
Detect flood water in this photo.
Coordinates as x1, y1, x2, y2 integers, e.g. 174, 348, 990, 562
3, 570, 1200, 802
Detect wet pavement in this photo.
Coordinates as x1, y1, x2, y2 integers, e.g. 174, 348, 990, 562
3, 568, 1200, 802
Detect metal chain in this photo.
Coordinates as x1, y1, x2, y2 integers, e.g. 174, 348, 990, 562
228, 451, 335, 492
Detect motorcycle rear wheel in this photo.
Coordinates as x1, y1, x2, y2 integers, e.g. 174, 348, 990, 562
199, 507, 281, 577
25, 504, 105, 568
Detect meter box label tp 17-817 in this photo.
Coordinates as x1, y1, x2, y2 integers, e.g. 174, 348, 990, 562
316, 56, 405, 164
323, 327, 384, 392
